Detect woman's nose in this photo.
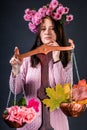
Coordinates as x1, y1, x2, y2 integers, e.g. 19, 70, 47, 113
45, 28, 51, 34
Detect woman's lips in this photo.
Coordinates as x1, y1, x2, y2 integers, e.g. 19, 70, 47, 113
44, 37, 52, 40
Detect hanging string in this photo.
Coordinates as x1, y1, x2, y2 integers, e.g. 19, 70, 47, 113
6, 90, 12, 108
73, 51, 80, 81
14, 79, 17, 105
71, 50, 74, 86
69, 50, 80, 103
6, 78, 17, 108
6, 75, 26, 108
70, 49, 74, 103
21, 80, 26, 99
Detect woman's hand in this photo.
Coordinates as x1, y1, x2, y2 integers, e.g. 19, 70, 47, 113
47, 40, 60, 62
9, 47, 23, 76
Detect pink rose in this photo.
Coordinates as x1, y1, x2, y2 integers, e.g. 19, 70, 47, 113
23, 107, 36, 123
27, 98, 39, 112
5, 106, 37, 125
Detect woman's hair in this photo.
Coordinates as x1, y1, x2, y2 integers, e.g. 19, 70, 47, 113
30, 16, 70, 68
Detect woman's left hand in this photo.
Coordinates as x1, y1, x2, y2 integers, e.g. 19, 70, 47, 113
47, 40, 60, 62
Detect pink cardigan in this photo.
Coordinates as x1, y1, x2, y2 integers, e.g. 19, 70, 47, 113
9, 57, 72, 130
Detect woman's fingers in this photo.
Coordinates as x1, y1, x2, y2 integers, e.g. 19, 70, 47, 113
68, 38, 73, 44
46, 40, 60, 61
14, 46, 20, 56
9, 47, 22, 66
9, 57, 22, 65
47, 40, 59, 46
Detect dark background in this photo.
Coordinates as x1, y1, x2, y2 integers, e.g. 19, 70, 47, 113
0, 0, 87, 130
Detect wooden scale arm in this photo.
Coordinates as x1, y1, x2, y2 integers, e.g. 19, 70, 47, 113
15, 39, 75, 59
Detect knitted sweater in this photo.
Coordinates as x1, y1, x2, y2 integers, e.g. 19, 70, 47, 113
9, 57, 72, 130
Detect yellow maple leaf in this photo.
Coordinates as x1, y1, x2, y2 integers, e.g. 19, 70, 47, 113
64, 83, 71, 99
42, 84, 68, 111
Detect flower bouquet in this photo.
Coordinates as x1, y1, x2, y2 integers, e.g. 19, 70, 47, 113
42, 79, 87, 117
2, 98, 39, 128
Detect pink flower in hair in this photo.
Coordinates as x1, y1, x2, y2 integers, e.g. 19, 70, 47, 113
38, 6, 47, 17
46, 7, 53, 16
23, 14, 32, 21
24, 9, 32, 20
25, 8, 36, 16
31, 10, 36, 15
28, 22, 37, 33
25, 8, 31, 14
66, 14, 73, 21
23, 0, 74, 33
24, 9, 36, 21
56, 6, 64, 15
53, 12, 62, 20
49, 0, 59, 10
32, 12, 42, 25
63, 7, 69, 14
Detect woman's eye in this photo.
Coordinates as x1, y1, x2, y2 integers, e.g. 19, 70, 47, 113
51, 27, 55, 30
41, 27, 55, 31
41, 28, 46, 31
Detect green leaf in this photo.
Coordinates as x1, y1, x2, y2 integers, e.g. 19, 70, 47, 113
60, 15, 66, 24
3, 110, 8, 114
42, 84, 68, 111
18, 97, 26, 106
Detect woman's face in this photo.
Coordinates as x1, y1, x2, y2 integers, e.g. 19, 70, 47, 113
40, 18, 57, 44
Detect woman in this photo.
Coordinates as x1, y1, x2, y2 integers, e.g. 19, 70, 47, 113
9, 0, 74, 130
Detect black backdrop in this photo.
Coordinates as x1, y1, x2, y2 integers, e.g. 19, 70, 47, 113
1, 0, 87, 130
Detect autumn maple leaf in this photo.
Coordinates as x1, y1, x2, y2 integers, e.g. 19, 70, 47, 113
42, 84, 68, 111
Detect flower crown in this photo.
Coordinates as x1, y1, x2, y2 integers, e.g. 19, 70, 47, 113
23, 0, 73, 33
